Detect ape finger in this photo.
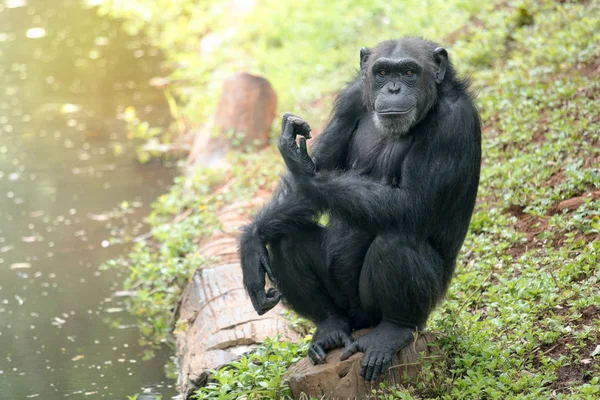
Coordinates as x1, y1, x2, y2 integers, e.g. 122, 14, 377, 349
266, 287, 281, 301
259, 296, 280, 315
264, 287, 281, 306
298, 137, 316, 176
281, 112, 291, 133
278, 119, 300, 166
282, 113, 311, 139
260, 252, 276, 282
281, 112, 300, 133
379, 353, 393, 380
280, 117, 298, 147
249, 287, 280, 315
340, 341, 360, 361
370, 354, 385, 381
361, 355, 376, 381
291, 117, 311, 139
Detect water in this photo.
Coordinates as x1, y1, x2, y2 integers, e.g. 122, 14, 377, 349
0, 0, 179, 398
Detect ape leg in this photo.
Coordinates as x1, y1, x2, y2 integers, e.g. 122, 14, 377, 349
269, 225, 352, 364
342, 234, 447, 381
325, 220, 375, 324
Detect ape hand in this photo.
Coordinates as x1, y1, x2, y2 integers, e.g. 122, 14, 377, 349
249, 287, 282, 316
278, 113, 316, 177
240, 236, 281, 315
340, 321, 414, 381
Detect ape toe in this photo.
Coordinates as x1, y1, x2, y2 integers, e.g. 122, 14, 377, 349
361, 351, 393, 381
308, 343, 327, 364
340, 341, 359, 361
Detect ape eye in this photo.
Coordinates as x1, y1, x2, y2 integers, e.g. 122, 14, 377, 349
378, 70, 386, 76
406, 70, 414, 76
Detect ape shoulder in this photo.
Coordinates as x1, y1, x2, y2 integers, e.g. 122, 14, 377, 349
309, 78, 366, 170
334, 77, 367, 117
435, 85, 480, 135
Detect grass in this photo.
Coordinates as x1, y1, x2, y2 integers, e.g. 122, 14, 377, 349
103, 0, 600, 398
99, 0, 490, 131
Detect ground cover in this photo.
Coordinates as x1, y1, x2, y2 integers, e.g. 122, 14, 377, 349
103, 0, 600, 398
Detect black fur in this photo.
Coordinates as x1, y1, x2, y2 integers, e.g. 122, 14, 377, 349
240, 37, 481, 381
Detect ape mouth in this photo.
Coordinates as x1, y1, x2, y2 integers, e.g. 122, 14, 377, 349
376, 107, 414, 116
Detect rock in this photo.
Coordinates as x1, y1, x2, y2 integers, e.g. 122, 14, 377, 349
187, 72, 277, 171
286, 331, 438, 400
174, 192, 300, 398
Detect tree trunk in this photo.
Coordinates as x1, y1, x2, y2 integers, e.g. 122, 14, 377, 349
174, 193, 300, 398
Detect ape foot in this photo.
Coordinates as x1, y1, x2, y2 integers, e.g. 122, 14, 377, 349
308, 316, 352, 365
340, 321, 415, 381
278, 113, 316, 177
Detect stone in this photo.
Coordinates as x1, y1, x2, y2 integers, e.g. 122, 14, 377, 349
286, 331, 439, 400
187, 72, 277, 170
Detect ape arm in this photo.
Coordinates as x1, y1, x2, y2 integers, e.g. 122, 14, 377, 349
282, 102, 481, 234
243, 79, 364, 245
240, 177, 318, 315
310, 82, 363, 171
241, 80, 364, 315
243, 177, 316, 244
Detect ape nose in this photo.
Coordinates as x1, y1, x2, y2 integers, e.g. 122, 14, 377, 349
388, 82, 401, 94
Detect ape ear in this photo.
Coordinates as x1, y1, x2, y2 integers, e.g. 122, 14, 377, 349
360, 47, 371, 75
433, 47, 448, 84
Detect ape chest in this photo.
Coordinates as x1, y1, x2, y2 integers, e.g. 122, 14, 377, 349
347, 132, 414, 185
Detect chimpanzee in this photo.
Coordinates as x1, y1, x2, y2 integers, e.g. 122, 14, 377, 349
240, 37, 481, 381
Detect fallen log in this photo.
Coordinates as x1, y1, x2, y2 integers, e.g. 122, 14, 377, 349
174, 194, 300, 398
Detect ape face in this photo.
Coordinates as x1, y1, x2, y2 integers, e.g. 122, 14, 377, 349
369, 55, 421, 136
361, 40, 448, 136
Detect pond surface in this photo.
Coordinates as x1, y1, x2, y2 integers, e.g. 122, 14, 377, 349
0, 0, 179, 398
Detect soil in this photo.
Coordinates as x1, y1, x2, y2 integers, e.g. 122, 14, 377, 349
505, 205, 550, 259
538, 305, 600, 394
506, 182, 600, 259
579, 57, 600, 79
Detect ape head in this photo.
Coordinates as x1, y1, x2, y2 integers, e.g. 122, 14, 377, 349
361, 38, 449, 136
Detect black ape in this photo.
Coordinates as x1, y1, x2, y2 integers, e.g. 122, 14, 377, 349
240, 37, 481, 381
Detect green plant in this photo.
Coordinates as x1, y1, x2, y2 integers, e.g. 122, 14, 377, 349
193, 336, 310, 400
100, 0, 491, 131
103, 0, 600, 398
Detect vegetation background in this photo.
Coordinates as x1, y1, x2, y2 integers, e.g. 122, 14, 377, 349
100, 0, 600, 398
